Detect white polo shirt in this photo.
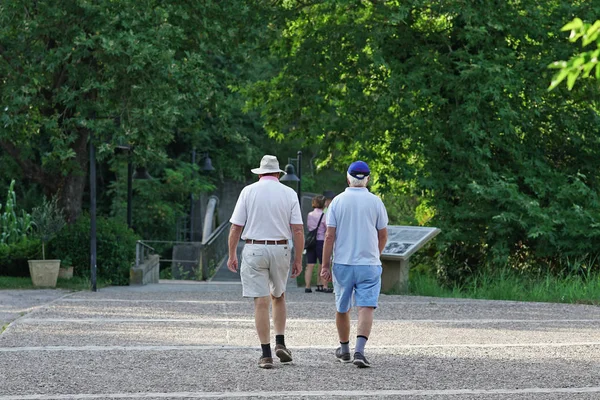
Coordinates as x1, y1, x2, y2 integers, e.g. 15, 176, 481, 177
230, 176, 303, 240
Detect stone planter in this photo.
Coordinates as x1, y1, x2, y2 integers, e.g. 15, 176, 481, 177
28, 260, 61, 288
58, 266, 74, 280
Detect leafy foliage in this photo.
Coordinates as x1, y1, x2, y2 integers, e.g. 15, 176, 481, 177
0, 238, 41, 277
249, 0, 600, 283
31, 197, 65, 259
549, 18, 600, 90
0, 1, 275, 221
50, 214, 139, 285
107, 159, 215, 240
0, 180, 33, 245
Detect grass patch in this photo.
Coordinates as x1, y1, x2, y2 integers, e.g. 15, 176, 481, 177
401, 269, 600, 305
0, 276, 109, 291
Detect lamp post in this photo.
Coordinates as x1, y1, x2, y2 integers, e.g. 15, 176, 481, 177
190, 149, 214, 241
90, 134, 97, 292
116, 145, 152, 229
280, 150, 302, 204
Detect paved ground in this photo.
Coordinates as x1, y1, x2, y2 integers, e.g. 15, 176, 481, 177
1, 267, 600, 399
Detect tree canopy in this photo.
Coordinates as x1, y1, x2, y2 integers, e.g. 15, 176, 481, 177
0, 0, 271, 222
3, 1, 600, 282
249, 0, 600, 280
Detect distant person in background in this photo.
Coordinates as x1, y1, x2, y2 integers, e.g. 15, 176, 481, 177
227, 155, 304, 369
304, 195, 331, 293
321, 160, 388, 368
323, 190, 335, 212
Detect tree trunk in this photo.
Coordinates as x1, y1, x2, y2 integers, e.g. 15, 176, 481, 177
57, 129, 89, 224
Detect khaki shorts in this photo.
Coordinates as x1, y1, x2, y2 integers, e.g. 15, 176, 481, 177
240, 243, 291, 298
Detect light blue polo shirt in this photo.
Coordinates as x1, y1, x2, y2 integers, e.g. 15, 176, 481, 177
326, 187, 388, 265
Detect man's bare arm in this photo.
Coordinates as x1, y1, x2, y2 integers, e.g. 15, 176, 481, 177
227, 224, 244, 273
320, 226, 336, 281
377, 227, 388, 255
290, 223, 304, 278
291, 224, 304, 263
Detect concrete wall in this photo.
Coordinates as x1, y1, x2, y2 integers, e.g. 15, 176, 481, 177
171, 243, 202, 280
193, 180, 250, 241
130, 254, 160, 285
191, 181, 314, 242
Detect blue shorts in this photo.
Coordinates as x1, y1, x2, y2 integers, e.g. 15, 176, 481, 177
332, 263, 382, 313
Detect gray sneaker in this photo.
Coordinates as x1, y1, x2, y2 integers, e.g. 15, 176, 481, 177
353, 352, 371, 368
335, 347, 352, 363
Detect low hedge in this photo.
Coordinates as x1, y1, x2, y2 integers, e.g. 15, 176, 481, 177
0, 238, 42, 277
50, 214, 139, 285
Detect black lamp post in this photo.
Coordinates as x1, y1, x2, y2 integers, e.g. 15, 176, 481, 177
280, 150, 302, 203
116, 144, 152, 229
190, 149, 215, 241
90, 134, 97, 292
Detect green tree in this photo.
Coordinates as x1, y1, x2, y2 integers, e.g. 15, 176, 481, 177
249, 1, 600, 282
0, 1, 273, 222
549, 18, 600, 90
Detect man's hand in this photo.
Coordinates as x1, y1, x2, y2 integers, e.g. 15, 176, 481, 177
227, 224, 244, 274
291, 259, 302, 278
320, 263, 332, 282
227, 256, 238, 273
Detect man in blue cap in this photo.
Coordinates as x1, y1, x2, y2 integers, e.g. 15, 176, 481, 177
321, 160, 388, 368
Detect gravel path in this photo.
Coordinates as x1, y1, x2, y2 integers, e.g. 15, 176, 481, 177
1, 281, 599, 399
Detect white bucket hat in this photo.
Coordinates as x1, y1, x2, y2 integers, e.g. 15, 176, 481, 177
251, 155, 285, 175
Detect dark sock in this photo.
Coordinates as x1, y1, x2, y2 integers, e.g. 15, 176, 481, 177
340, 340, 350, 354
355, 335, 368, 354
261, 343, 272, 358
275, 335, 285, 346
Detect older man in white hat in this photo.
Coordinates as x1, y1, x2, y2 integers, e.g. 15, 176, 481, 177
227, 155, 304, 369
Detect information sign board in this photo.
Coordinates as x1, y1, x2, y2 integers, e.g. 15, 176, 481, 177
381, 226, 440, 260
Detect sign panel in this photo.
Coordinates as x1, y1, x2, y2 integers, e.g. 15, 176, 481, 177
381, 226, 440, 260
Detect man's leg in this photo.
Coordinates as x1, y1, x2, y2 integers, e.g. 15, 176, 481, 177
336, 311, 351, 342
254, 296, 272, 368
270, 244, 293, 364
356, 306, 374, 351
271, 292, 286, 335
352, 265, 381, 368
331, 263, 353, 362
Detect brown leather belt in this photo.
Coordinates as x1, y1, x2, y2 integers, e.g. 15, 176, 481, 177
245, 239, 288, 245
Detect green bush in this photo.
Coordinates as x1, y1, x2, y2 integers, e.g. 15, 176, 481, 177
31, 197, 66, 259
0, 238, 42, 277
1, 180, 33, 245
50, 214, 139, 285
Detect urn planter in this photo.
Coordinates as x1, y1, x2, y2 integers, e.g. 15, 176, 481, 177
28, 260, 61, 288
58, 266, 74, 280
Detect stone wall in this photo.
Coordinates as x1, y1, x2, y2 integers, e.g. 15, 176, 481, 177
130, 254, 160, 285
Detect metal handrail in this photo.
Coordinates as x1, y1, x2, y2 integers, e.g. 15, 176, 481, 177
135, 240, 156, 268
198, 221, 230, 280
204, 221, 229, 246
136, 240, 156, 251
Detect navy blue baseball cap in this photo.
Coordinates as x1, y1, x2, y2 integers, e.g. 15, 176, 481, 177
347, 160, 370, 179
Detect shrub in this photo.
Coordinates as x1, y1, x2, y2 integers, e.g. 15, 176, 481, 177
0, 180, 33, 245
0, 238, 42, 277
31, 197, 66, 259
50, 214, 140, 285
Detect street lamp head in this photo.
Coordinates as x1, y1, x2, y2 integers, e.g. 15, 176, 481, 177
280, 164, 300, 182
202, 154, 215, 172
132, 167, 153, 180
